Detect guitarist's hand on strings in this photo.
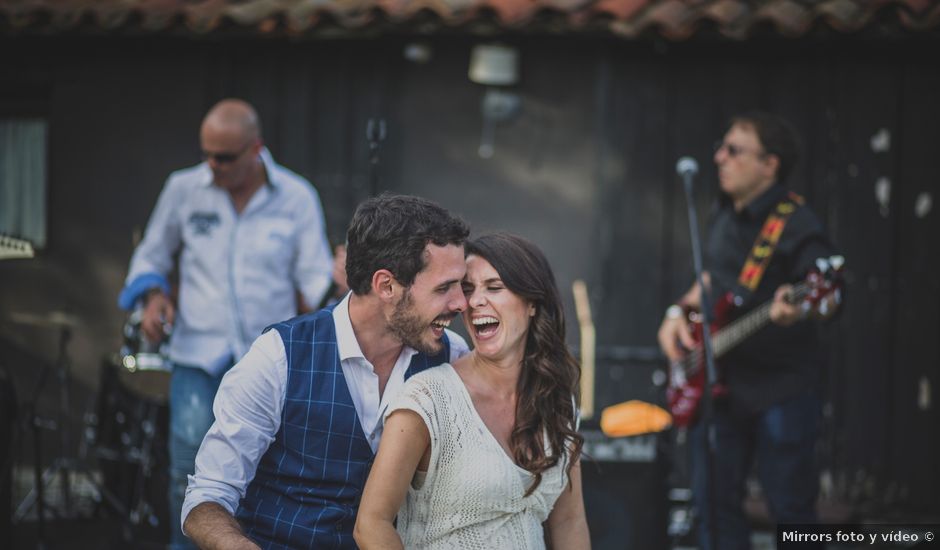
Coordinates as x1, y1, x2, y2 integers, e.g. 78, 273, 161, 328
657, 276, 707, 362
658, 312, 695, 362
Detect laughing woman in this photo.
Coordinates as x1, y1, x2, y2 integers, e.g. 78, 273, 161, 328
354, 233, 589, 550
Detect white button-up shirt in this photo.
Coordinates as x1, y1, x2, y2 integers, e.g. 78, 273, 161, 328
181, 293, 469, 529
119, 148, 332, 374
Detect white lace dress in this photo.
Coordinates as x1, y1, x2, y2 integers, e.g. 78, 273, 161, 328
386, 364, 570, 550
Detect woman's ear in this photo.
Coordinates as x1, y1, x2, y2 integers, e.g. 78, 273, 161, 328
528, 303, 536, 317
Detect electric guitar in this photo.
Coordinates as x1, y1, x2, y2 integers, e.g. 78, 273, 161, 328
666, 256, 844, 427
0, 234, 35, 260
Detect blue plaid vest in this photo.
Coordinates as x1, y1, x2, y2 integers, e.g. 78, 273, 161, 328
235, 305, 450, 549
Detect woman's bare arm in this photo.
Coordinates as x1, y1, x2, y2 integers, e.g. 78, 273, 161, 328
545, 460, 591, 549
353, 409, 430, 550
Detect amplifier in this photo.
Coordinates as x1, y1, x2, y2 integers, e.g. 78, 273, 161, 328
580, 431, 669, 550
579, 352, 670, 550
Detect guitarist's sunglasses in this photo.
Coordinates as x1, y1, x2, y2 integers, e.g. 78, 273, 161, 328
713, 140, 767, 159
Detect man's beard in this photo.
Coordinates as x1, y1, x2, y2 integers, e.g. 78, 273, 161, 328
389, 289, 443, 355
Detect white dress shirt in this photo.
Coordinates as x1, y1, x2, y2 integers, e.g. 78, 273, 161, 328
181, 293, 469, 530
120, 148, 332, 375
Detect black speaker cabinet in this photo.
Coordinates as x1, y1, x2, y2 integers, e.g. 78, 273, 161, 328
580, 353, 670, 550
581, 432, 669, 550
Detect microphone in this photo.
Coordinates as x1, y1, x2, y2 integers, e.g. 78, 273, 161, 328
676, 156, 699, 177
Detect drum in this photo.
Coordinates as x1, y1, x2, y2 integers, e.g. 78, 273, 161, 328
116, 305, 172, 403
114, 361, 170, 404
90, 358, 170, 543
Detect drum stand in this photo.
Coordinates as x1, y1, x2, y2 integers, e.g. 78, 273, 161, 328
11, 315, 123, 548
89, 358, 168, 538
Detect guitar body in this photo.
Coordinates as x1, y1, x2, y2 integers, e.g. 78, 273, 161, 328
666, 293, 733, 428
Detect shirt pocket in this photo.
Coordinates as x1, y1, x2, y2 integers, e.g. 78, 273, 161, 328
250, 217, 295, 275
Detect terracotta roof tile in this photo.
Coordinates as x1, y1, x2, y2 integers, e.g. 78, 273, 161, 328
1, 0, 937, 37
898, 0, 940, 29
592, 0, 650, 21
754, 0, 811, 37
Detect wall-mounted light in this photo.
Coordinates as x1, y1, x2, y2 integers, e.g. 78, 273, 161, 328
469, 43, 521, 159
469, 44, 519, 86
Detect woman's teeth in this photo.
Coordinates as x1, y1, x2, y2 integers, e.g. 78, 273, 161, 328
472, 317, 499, 335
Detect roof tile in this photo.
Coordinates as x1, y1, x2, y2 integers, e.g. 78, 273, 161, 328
1, 0, 937, 37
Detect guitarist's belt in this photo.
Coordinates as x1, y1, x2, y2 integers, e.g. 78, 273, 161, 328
735, 191, 803, 298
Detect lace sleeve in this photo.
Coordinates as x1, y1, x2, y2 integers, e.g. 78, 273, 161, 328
386, 373, 439, 437
385, 371, 446, 491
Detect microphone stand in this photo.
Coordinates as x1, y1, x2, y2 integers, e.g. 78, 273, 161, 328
677, 157, 720, 550
366, 118, 386, 197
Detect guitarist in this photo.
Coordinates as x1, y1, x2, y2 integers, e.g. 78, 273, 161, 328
657, 112, 840, 550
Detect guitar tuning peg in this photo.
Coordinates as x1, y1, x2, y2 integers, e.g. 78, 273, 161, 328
816, 258, 830, 272
829, 256, 845, 271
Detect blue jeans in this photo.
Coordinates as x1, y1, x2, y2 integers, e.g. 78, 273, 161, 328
168, 363, 231, 550
690, 393, 820, 550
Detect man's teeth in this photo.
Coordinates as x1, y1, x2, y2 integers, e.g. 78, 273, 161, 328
472, 317, 499, 326
432, 319, 452, 328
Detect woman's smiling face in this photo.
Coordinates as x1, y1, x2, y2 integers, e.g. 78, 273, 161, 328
461, 254, 534, 362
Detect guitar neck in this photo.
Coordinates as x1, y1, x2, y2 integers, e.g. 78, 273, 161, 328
712, 282, 809, 358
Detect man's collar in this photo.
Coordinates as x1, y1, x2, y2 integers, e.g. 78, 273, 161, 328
741, 182, 786, 220
258, 147, 280, 189
332, 294, 418, 364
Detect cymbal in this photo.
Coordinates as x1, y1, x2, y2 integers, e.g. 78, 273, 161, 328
6, 311, 78, 328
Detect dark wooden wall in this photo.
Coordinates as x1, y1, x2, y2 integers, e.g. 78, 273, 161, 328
0, 32, 937, 512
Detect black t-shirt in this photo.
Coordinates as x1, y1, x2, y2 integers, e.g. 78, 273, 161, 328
704, 183, 835, 413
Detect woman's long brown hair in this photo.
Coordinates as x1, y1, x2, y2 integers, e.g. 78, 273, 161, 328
465, 233, 583, 495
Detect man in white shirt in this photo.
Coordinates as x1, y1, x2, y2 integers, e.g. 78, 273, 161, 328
117, 99, 332, 550
182, 194, 470, 550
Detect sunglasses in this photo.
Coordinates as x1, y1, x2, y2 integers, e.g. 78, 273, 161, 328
713, 140, 766, 159
202, 142, 253, 164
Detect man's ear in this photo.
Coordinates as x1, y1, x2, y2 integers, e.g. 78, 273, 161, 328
372, 269, 398, 302
251, 138, 264, 157
763, 153, 781, 180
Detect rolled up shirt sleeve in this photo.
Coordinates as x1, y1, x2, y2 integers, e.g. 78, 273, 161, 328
181, 329, 288, 532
